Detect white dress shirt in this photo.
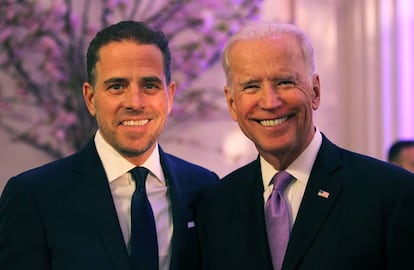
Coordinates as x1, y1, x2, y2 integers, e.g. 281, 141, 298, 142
94, 130, 172, 270
261, 129, 322, 228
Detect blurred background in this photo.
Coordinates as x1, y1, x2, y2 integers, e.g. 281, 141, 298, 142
1, 0, 413, 192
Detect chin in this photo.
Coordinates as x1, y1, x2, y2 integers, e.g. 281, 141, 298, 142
120, 147, 147, 158
263, 139, 295, 152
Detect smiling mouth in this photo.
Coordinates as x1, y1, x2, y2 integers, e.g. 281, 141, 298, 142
121, 120, 149, 126
260, 116, 289, 127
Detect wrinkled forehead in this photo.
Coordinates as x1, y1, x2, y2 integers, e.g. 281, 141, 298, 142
227, 37, 307, 77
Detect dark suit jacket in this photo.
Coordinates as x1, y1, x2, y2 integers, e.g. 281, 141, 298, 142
0, 140, 218, 270
196, 135, 414, 270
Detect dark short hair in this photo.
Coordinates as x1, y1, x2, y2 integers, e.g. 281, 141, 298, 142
86, 20, 171, 87
387, 140, 414, 163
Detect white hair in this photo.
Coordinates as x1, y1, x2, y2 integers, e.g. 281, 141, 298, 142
222, 21, 316, 84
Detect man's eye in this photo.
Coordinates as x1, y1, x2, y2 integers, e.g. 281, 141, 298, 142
279, 80, 294, 85
243, 84, 259, 90
277, 80, 295, 89
109, 83, 123, 90
144, 83, 155, 89
144, 82, 161, 90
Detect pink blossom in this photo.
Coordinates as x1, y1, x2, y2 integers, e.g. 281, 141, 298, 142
0, 28, 12, 43
0, 0, 262, 157
55, 129, 66, 141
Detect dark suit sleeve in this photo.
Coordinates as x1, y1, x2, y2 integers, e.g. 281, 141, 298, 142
386, 179, 414, 269
0, 178, 51, 270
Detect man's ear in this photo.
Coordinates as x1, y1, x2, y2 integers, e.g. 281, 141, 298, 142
166, 81, 176, 114
224, 86, 238, 122
311, 74, 321, 110
83, 82, 96, 116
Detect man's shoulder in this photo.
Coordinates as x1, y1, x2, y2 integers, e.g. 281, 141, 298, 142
161, 151, 218, 178
162, 152, 202, 169
200, 159, 259, 195
15, 153, 77, 179
7, 141, 97, 187
222, 159, 259, 181
319, 136, 414, 187
0, 152, 81, 201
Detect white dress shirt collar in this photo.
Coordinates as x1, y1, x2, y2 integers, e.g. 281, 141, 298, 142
94, 130, 165, 185
261, 128, 323, 187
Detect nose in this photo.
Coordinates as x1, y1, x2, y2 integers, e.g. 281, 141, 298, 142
259, 86, 282, 110
125, 86, 145, 110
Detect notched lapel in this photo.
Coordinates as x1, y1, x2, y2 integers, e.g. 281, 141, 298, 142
159, 149, 186, 234
283, 136, 344, 270
73, 141, 131, 270
284, 174, 342, 269
159, 150, 187, 270
234, 160, 274, 268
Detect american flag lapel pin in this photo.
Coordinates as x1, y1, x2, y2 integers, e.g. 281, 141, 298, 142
317, 189, 330, 199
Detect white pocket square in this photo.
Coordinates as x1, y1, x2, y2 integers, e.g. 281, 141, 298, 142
187, 221, 195, 228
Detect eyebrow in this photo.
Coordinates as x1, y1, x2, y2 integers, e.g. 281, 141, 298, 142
141, 76, 163, 84
239, 79, 262, 87
103, 77, 127, 85
273, 75, 296, 81
102, 76, 164, 85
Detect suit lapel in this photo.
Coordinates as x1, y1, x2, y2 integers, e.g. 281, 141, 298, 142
159, 148, 186, 270
235, 158, 274, 269
283, 136, 343, 270
236, 159, 266, 243
72, 141, 131, 270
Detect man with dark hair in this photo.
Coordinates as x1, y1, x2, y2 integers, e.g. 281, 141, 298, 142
0, 21, 218, 270
388, 140, 414, 173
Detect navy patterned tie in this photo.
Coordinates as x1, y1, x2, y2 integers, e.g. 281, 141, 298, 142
265, 171, 293, 270
130, 167, 158, 270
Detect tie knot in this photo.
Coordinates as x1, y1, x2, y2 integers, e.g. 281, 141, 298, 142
272, 171, 293, 192
130, 167, 149, 191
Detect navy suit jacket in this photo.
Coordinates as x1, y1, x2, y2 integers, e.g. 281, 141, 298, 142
0, 140, 218, 270
196, 135, 414, 270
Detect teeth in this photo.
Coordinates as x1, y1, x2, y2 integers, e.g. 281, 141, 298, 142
122, 120, 149, 126
260, 116, 288, 127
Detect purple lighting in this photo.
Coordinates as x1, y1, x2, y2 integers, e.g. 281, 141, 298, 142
381, 0, 393, 147
397, 0, 414, 137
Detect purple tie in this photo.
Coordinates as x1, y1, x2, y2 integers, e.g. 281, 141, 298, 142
265, 171, 293, 270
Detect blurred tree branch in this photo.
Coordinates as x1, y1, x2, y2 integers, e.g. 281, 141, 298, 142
0, 0, 262, 157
